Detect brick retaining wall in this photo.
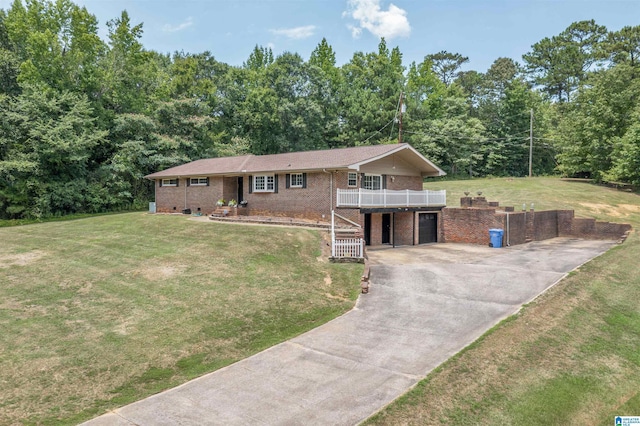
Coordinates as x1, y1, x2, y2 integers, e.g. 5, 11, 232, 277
443, 197, 631, 246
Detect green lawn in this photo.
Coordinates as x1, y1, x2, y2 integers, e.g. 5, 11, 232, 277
366, 177, 640, 425
0, 213, 362, 425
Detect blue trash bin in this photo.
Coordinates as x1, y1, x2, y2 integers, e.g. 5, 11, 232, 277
489, 228, 504, 248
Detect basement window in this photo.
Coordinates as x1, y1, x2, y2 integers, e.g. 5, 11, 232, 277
189, 177, 209, 186
161, 178, 178, 187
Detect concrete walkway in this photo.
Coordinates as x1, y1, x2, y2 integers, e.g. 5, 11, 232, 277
83, 238, 614, 426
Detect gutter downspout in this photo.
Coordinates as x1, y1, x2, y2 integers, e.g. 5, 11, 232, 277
506, 212, 510, 246
182, 176, 187, 210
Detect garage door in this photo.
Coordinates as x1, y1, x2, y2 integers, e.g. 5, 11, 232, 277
419, 213, 438, 244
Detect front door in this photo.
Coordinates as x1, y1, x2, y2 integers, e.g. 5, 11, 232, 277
382, 213, 391, 244
237, 177, 244, 203
419, 213, 438, 244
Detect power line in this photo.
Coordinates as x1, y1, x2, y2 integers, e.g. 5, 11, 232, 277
403, 129, 529, 142
360, 118, 396, 144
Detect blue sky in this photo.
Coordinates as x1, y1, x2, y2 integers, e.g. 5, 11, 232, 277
4, 0, 640, 72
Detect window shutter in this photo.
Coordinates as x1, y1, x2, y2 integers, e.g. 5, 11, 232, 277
176, 178, 179, 187
382, 175, 387, 189
249, 176, 253, 193
302, 173, 307, 189
286, 174, 290, 189
159, 179, 163, 187
274, 174, 279, 193
206, 177, 210, 186
360, 173, 365, 188
186, 178, 190, 186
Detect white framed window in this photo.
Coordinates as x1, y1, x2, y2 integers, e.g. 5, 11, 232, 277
253, 174, 275, 192
363, 174, 382, 190
348, 172, 358, 187
161, 178, 178, 187
189, 177, 208, 186
290, 173, 303, 188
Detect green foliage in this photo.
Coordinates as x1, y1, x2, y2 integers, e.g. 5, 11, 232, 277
523, 20, 607, 102
552, 63, 640, 180
0, 2, 637, 218
0, 86, 107, 217
425, 50, 469, 86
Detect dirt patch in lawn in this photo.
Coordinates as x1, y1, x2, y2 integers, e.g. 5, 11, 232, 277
0, 250, 46, 268
579, 202, 640, 218
133, 263, 188, 281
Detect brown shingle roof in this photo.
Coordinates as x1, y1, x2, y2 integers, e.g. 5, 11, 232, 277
145, 143, 442, 178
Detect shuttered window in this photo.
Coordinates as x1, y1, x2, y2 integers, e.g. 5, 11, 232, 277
253, 174, 275, 192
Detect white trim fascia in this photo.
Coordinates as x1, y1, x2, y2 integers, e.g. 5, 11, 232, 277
348, 144, 447, 176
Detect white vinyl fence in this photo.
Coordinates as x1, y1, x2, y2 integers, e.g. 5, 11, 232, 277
332, 238, 364, 258
331, 210, 364, 259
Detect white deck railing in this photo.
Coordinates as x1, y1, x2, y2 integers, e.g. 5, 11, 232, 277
336, 188, 446, 208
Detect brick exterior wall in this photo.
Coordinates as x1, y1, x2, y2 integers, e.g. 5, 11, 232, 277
242, 171, 363, 223
155, 172, 362, 222
155, 177, 223, 213
393, 212, 415, 246
369, 213, 383, 246
386, 175, 424, 191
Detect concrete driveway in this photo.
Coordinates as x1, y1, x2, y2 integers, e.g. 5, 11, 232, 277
83, 238, 614, 426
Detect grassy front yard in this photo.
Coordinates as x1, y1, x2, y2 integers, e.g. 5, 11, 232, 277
366, 177, 640, 425
0, 214, 362, 425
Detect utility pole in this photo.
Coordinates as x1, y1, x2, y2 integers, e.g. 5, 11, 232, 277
398, 92, 404, 144
528, 108, 533, 178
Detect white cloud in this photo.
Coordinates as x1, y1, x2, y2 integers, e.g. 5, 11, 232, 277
163, 17, 194, 33
270, 25, 316, 40
344, 0, 411, 39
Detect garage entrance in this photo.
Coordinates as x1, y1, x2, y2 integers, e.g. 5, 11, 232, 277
419, 213, 438, 244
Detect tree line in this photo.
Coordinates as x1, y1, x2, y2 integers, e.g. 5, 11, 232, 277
1, 0, 639, 219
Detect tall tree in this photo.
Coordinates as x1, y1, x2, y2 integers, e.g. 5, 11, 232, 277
308, 38, 342, 148
523, 20, 607, 102
4, 0, 104, 93
605, 25, 640, 69
338, 38, 405, 145
243, 45, 274, 70
425, 51, 469, 86
552, 63, 638, 179
0, 86, 107, 218
0, 10, 20, 95
410, 85, 486, 176
99, 10, 167, 115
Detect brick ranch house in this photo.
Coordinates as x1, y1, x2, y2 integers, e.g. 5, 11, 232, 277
145, 143, 448, 246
